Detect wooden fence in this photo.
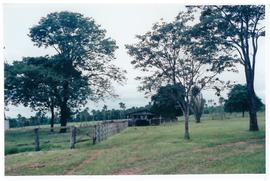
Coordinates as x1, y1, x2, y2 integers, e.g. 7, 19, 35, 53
33, 120, 129, 151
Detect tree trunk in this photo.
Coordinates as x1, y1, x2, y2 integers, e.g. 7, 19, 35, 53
248, 86, 259, 131
184, 108, 190, 140
244, 65, 259, 131
60, 102, 69, 133
242, 110, 245, 118
50, 105, 55, 132
195, 115, 201, 123
59, 81, 70, 133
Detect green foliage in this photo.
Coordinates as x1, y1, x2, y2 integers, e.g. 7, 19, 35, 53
193, 5, 265, 68
29, 11, 126, 128
151, 84, 183, 118
193, 5, 265, 130
5, 56, 57, 111
126, 9, 236, 139
5, 56, 91, 127
76, 108, 91, 122
29, 11, 126, 96
5, 11, 126, 130
126, 11, 232, 96
119, 102, 126, 110
224, 84, 264, 114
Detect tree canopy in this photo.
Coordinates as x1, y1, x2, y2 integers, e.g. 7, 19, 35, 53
5, 55, 92, 131
126, 10, 235, 139
5, 11, 126, 132
224, 84, 264, 117
29, 11, 126, 100
192, 5, 265, 130
151, 84, 183, 119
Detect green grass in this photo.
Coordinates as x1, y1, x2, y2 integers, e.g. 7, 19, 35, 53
5, 114, 265, 175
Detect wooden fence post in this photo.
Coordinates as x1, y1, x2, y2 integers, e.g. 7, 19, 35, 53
70, 126, 77, 149
100, 124, 103, 141
97, 124, 101, 142
104, 123, 108, 140
34, 128, 40, 151
105, 123, 108, 139
103, 123, 105, 140
93, 125, 97, 145
109, 124, 111, 136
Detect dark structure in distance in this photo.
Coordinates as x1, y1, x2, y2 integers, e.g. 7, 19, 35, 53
128, 109, 177, 126
128, 110, 155, 126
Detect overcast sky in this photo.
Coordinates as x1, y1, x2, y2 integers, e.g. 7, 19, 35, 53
3, 4, 266, 118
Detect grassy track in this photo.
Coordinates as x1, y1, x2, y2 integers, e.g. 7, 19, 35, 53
5, 114, 265, 175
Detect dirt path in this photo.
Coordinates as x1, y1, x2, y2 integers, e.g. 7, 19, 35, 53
193, 138, 265, 153
65, 150, 101, 175
112, 167, 144, 175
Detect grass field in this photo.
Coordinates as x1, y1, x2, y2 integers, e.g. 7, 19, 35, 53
5, 120, 126, 155
5, 114, 265, 175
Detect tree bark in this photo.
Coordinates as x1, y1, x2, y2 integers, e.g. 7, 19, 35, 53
195, 115, 201, 123
59, 81, 70, 133
50, 104, 55, 132
244, 64, 259, 131
34, 128, 40, 151
247, 83, 259, 131
184, 107, 190, 140
60, 102, 69, 133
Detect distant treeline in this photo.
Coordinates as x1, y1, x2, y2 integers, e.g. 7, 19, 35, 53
6, 106, 148, 128
7, 102, 264, 128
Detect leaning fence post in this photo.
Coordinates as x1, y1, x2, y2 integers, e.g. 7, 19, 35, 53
70, 126, 77, 149
34, 128, 40, 151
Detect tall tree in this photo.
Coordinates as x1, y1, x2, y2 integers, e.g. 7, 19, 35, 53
224, 84, 263, 117
5, 57, 60, 131
194, 5, 265, 130
126, 10, 235, 139
119, 102, 126, 119
29, 11, 126, 132
5, 56, 92, 132
77, 108, 91, 122
102, 105, 108, 120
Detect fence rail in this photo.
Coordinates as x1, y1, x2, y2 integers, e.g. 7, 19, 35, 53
31, 120, 129, 152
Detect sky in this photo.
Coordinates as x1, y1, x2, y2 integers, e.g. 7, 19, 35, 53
3, 4, 266, 118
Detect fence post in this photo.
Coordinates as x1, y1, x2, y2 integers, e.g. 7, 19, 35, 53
104, 123, 108, 140
70, 126, 77, 149
97, 124, 101, 142
93, 125, 97, 145
108, 124, 111, 136
34, 128, 40, 151
100, 124, 103, 141
103, 123, 105, 140
118, 122, 120, 132
104, 123, 107, 139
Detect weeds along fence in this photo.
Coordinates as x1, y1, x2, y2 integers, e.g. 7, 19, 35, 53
5, 120, 129, 155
